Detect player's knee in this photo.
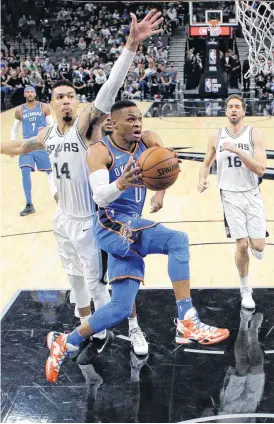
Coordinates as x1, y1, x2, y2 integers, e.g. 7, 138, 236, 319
167, 231, 189, 261
67, 275, 90, 309
236, 238, 249, 254
112, 300, 133, 322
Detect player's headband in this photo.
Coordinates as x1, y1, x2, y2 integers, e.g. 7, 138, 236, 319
24, 86, 36, 93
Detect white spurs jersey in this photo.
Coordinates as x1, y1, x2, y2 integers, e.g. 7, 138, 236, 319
44, 117, 96, 218
216, 125, 259, 192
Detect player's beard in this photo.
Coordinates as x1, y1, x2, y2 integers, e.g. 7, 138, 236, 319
104, 130, 113, 136
63, 115, 73, 122
229, 116, 242, 125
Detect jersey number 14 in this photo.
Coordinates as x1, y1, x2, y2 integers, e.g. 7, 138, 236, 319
54, 162, 71, 179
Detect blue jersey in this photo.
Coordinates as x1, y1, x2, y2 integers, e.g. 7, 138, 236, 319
101, 135, 147, 217
21, 102, 47, 139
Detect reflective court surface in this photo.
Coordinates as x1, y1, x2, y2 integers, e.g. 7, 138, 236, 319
1, 289, 274, 423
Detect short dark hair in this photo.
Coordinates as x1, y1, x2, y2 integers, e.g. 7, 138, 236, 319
51, 79, 75, 97
110, 100, 137, 114
225, 94, 246, 110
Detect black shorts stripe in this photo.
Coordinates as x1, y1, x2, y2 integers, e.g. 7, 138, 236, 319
99, 209, 122, 233
220, 189, 231, 238
100, 249, 108, 284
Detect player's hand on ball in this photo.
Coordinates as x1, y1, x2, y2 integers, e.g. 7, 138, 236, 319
197, 179, 209, 193
117, 155, 144, 190
150, 191, 165, 213
153, 142, 182, 166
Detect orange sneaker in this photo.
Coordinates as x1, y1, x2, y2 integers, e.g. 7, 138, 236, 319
175, 308, 230, 345
45, 331, 78, 383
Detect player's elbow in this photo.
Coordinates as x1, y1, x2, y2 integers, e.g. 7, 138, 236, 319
257, 165, 266, 177
92, 192, 108, 208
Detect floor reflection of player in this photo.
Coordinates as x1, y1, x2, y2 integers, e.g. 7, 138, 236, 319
217, 309, 265, 423
79, 351, 149, 422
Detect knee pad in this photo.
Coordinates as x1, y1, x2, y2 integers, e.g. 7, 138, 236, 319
112, 300, 133, 322
166, 231, 190, 262
111, 279, 139, 321
67, 275, 90, 309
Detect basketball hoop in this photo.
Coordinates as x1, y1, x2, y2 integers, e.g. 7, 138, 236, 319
208, 19, 221, 37
235, 0, 274, 77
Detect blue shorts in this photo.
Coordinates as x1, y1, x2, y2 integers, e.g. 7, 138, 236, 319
94, 209, 176, 283
19, 150, 51, 172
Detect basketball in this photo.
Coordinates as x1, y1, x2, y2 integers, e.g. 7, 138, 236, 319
138, 147, 180, 191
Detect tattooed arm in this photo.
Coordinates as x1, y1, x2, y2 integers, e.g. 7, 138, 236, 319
1, 127, 47, 156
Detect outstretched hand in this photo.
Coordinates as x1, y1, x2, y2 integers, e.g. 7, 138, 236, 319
129, 9, 164, 43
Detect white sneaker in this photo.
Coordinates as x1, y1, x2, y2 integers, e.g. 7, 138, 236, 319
129, 327, 148, 356
241, 286, 255, 309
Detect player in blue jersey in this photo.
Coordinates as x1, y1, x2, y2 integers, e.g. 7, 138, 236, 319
10, 86, 53, 216
42, 100, 230, 383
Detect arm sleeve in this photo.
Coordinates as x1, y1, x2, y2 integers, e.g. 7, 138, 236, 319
10, 119, 21, 140
46, 115, 54, 125
94, 47, 136, 114
89, 169, 123, 208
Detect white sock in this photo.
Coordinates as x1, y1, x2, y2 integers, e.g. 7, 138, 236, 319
80, 314, 91, 325
240, 276, 249, 288
251, 249, 264, 260
128, 316, 139, 331
93, 330, 107, 339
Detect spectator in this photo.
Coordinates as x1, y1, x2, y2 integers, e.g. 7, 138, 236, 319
26, 59, 37, 72
58, 58, 70, 79
18, 15, 27, 29
64, 33, 75, 47
6, 69, 24, 105
224, 52, 233, 86
230, 53, 241, 88
78, 37, 87, 51
57, 7, 68, 22
112, 9, 120, 19
169, 62, 178, 96
19, 67, 30, 86
93, 67, 107, 96
42, 58, 54, 75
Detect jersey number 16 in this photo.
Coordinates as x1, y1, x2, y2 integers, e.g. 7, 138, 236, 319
227, 156, 242, 168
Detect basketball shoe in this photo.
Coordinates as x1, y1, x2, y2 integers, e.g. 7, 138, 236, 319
175, 307, 229, 345
76, 330, 114, 365
129, 327, 149, 356
240, 286, 255, 309
20, 203, 35, 216
46, 331, 79, 383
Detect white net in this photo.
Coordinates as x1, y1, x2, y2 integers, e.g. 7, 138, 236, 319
235, 1, 274, 77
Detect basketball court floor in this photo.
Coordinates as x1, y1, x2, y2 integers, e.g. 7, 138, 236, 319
1, 102, 274, 422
